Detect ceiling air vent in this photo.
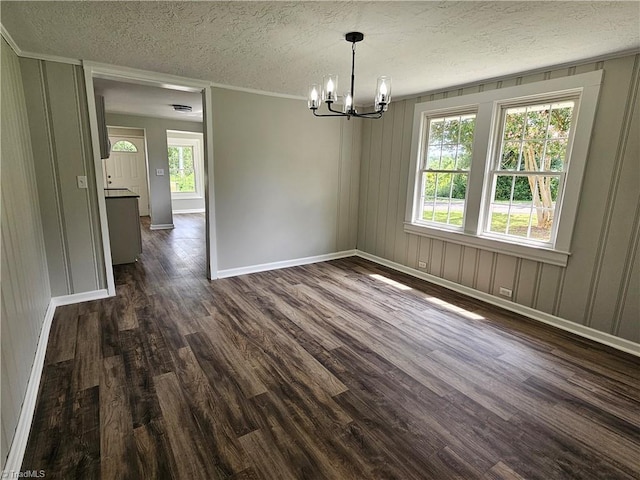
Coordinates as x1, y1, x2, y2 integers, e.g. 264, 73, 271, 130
171, 104, 193, 112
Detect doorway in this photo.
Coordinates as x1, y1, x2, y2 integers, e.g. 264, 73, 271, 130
104, 130, 150, 216
83, 62, 218, 295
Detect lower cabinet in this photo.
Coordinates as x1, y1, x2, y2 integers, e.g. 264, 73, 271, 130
105, 191, 142, 265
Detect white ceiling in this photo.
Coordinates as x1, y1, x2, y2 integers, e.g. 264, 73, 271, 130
2, 1, 639, 102
93, 78, 203, 121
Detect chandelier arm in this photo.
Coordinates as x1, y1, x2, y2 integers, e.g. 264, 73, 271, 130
312, 109, 348, 117
352, 112, 383, 119
351, 104, 386, 118
326, 102, 345, 114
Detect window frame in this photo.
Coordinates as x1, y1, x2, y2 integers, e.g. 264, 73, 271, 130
414, 109, 477, 232
166, 130, 204, 200
482, 95, 579, 246
405, 70, 603, 267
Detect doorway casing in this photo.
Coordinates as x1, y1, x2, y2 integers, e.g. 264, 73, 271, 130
82, 61, 219, 295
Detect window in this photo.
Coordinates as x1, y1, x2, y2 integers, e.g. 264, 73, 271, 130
486, 99, 575, 244
405, 71, 602, 266
418, 113, 475, 228
167, 131, 204, 199
168, 145, 196, 193
111, 140, 138, 152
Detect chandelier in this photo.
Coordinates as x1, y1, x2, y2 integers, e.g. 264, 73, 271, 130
308, 32, 391, 119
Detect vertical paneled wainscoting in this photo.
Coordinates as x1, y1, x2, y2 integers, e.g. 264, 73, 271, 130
1, 39, 52, 468
357, 53, 640, 345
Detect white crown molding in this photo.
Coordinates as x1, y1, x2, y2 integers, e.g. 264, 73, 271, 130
217, 250, 357, 279
17, 50, 82, 66
210, 82, 306, 101
3, 21, 637, 103
393, 47, 640, 103
355, 250, 640, 357
1, 23, 21, 56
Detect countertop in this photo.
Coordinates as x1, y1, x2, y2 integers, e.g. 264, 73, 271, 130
104, 188, 140, 199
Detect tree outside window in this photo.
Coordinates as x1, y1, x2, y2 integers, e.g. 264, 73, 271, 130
168, 145, 195, 193
487, 101, 574, 242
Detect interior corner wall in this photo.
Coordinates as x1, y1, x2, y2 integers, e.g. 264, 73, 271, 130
19, 57, 105, 296
105, 113, 203, 225
212, 88, 361, 271
1, 39, 52, 468
357, 53, 640, 344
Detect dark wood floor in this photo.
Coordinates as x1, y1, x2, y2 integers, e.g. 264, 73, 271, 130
21, 213, 640, 479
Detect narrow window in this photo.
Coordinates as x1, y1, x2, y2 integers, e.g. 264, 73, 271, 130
416, 113, 475, 228
168, 145, 196, 193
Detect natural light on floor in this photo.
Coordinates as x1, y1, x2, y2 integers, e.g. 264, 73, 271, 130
368, 274, 484, 319
425, 296, 485, 320
369, 274, 413, 291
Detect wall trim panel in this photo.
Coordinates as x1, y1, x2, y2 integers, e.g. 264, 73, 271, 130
1, 300, 55, 477
217, 250, 357, 279
356, 250, 640, 357
149, 223, 175, 231
53, 289, 110, 306
1, 287, 112, 476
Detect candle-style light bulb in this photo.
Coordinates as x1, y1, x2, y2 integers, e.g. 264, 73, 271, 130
308, 84, 321, 109
379, 81, 388, 99
375, 76, 392, 111
322, 75, 338, 102
343, 92, 353, 114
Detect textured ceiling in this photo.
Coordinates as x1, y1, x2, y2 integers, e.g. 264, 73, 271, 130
2, 1, 639, 100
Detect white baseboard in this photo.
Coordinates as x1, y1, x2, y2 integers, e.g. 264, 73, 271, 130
217, 250, 357, 279
52, 289, 110, 306
172, 208, 205, 214
2, 288, 112, 475
149, 223, 174, 230
355, 250, 640, 357
2, 300, 56, 476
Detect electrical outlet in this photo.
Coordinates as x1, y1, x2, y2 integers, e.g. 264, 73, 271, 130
418, 261, 427, 268
499, 287, 513, 298
156, 168, 165, 176
76, 175, 87, 189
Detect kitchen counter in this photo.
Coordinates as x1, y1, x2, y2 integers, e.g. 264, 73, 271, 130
104, 188, 140, 198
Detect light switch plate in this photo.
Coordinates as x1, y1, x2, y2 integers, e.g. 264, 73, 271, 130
156, 169, 165, 176
76, 175, 88, 189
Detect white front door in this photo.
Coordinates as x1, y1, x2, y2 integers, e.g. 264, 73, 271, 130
104, 136, 150, 216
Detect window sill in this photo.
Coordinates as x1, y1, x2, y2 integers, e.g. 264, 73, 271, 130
404, 222, 569, 267
171, 193, 203, 200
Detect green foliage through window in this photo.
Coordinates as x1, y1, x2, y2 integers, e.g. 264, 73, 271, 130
419, 113, 475, 227
487, 100, 575, 242
168, 145, 195, 193
111, 140, 137, 152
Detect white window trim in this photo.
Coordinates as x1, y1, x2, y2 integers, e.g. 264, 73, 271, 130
167, 130, 204, 200
405, 70, 603, 267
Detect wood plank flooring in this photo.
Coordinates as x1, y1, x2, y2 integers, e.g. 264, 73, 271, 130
21, 213, 640, 479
